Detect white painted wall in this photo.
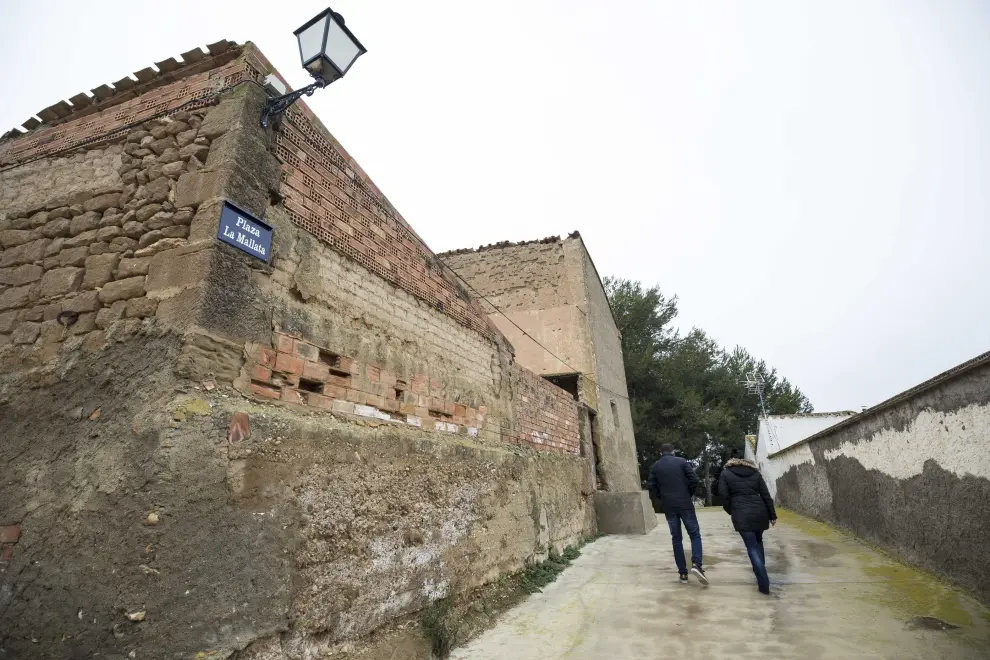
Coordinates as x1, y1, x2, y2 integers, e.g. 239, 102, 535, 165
744, 360, 990, 601
751, 413, 857, 498
758, 413, 858, 455
821, 404, 990, 481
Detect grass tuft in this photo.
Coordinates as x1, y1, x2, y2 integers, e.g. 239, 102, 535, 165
422, 598, 459, 659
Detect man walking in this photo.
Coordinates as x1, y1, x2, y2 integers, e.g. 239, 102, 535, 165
647, 444, 708, 585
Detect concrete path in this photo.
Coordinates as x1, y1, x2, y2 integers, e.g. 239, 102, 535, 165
453, 509, 990, 659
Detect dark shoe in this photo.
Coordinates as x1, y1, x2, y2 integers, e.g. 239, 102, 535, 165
679, 573, 689, 584
691, 565, 709, 586
759, 586, 770, 595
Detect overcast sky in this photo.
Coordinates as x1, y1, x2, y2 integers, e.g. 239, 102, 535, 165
1, 0, 987, 411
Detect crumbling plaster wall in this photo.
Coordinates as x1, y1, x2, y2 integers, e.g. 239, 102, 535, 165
757, 356, 990, 602
0, 44, 596, 658
0, 333, 593, 659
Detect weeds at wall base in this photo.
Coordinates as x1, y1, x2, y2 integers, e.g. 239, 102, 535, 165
421, 535, 597, 658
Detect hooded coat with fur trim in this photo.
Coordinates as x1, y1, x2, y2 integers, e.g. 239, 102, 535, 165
717, 458, 777, 532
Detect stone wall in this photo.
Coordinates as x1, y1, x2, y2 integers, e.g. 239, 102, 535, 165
0, 109, 214, 353
0, 335, 594, 658
0, 42, 596, 658
754, 352, 990, 602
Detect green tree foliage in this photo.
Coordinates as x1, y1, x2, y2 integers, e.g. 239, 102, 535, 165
604, 278, 813, 485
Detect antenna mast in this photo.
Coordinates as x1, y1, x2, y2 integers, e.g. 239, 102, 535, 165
742, 371, 779, 453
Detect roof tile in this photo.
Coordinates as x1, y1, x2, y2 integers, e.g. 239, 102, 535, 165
90, 84, 114, 100
133, 67, 157, 83
68, 93, 92, 108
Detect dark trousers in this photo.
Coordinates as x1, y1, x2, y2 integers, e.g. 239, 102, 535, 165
739, 530, 770, 592
665, 509, 702, 574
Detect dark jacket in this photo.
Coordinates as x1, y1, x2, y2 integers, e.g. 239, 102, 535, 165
717, 458, 777, 532
647, 454, 699, 513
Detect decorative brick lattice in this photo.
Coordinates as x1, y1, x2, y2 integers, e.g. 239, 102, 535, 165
274, 112, 495, 340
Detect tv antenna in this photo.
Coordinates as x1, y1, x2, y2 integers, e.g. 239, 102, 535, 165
742, 371, 780, 453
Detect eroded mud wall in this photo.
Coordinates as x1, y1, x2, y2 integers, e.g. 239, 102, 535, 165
760, 355, 990, 602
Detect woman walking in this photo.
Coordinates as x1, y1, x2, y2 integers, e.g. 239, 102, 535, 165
718, 456, 777, 595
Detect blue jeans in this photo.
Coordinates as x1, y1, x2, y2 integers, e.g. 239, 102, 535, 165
665, 509, 702, 574
740, 530, 770, 592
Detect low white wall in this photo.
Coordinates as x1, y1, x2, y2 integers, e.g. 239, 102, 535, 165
750, 354, 990, 601
750, 413, 856, 497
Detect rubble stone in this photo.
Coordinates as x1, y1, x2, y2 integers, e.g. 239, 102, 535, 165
58, 246, 90, 267
12, 322, 41, 344
83, 193, 121, 213
39, 267, 84, 297
81, 253, 120, 289
0, 239, 50, 267
69, 212, 102, 236
0, 264, 43, 286
98, 276, 146, 304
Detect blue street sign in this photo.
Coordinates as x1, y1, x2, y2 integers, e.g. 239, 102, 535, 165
217, 201, 273, 262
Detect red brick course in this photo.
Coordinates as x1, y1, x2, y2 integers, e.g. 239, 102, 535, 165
0, 524, 21, 564
0, 525, 20, 544
240, 331, 580, 456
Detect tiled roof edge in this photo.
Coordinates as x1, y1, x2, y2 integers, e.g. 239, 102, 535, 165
1, 40, 241, 143
437, 232, 579, 257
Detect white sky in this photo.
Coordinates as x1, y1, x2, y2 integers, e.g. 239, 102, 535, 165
1, 1, 987, 411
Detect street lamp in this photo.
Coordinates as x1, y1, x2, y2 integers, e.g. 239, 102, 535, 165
261, 7, 367, 128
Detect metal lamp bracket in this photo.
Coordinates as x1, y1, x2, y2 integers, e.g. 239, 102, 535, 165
260, 78, 328, 128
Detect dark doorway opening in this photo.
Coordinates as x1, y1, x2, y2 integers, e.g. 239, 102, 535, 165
543, 373, 579, 400
588, 410, 608, 491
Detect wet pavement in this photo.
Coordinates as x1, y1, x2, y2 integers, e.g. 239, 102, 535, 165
452, 509, 990, 659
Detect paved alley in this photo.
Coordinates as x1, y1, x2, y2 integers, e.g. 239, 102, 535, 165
452, 509, 990, 659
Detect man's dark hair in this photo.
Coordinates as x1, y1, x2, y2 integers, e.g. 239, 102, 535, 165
660, 443, 676, 455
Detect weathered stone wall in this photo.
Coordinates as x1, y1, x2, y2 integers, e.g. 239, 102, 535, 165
755, 353, 990, 602
0, 334, 594, 658
0, 109, 214, 354
0, 42, 596, 658
441, 236, 642, 492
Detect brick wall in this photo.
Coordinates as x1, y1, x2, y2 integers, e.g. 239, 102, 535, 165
245, 330, 487, 435
512, 365, 581, 454
237, 232, 581, 456
441, 235, 642, 489
273, 103, 495, 340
